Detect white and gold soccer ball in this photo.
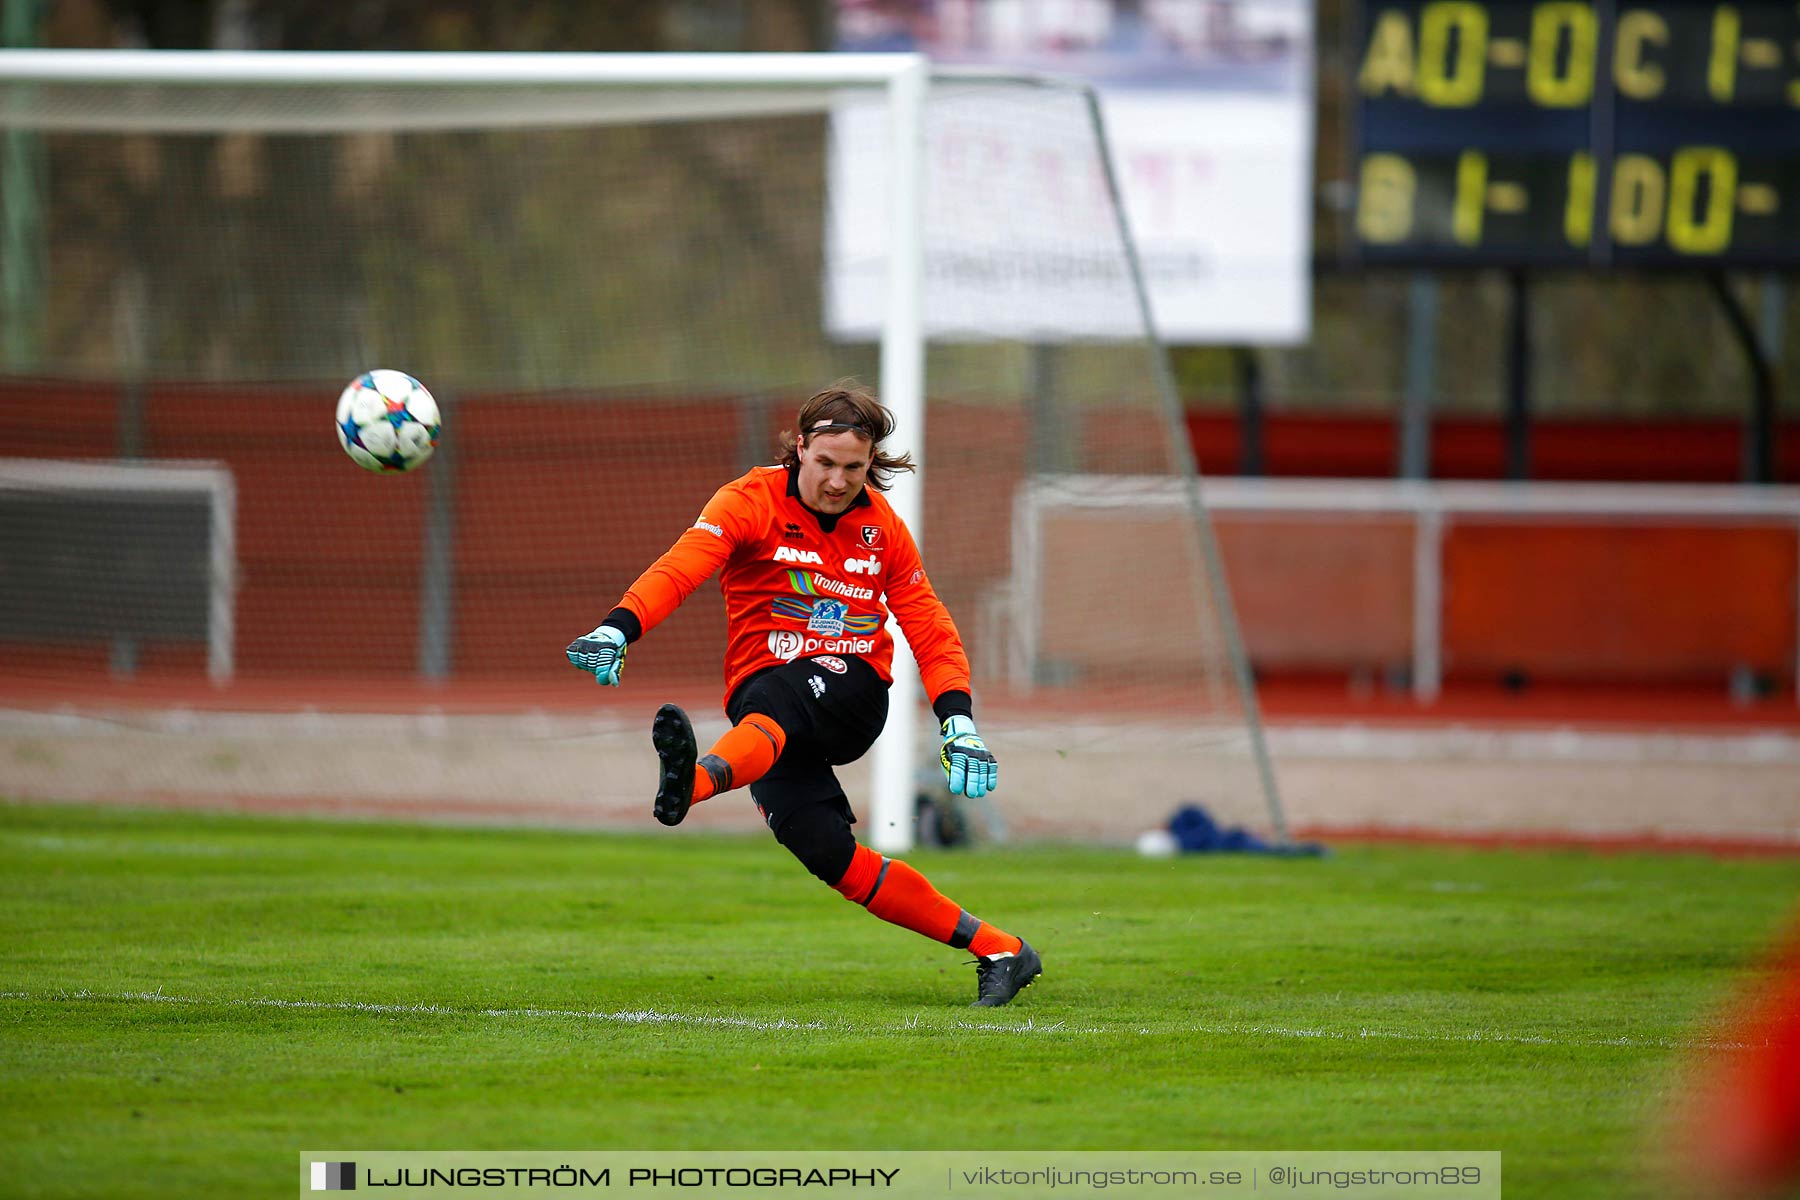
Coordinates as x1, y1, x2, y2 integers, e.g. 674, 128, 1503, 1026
335, 369, 440, 473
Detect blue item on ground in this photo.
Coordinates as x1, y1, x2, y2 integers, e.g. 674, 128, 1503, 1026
1167, 804, 1327, 856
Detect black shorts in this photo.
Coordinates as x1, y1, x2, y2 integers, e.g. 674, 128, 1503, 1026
725, 654, 890, 835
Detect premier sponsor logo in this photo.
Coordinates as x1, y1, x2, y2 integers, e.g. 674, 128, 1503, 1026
773, 545, 824, 565
843, 554, 881, 576
768, 631, 876, 661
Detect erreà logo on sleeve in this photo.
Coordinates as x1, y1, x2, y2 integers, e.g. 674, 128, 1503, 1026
310, 1162, 356, 1191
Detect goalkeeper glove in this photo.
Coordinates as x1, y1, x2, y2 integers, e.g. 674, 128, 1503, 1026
566, 624, 628, 686
940, 714, 998, 799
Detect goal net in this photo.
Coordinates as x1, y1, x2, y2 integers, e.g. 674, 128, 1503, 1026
0, 52, 1281, 847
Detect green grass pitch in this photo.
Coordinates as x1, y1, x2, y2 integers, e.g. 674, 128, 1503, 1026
2, 801, 1796, 1199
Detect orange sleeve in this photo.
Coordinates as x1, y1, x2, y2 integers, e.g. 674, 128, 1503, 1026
618, 479, 759, 636
882, 518, 972, 704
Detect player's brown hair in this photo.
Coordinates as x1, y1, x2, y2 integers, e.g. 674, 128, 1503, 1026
776, 382, 916, 491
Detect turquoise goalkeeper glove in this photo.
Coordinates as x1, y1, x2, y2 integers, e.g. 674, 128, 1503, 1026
566, 625, 628, 686
940, 715, 998, 799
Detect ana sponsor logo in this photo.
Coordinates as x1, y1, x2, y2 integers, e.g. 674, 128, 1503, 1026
843, 554, 881, 576
768, 630, 807, 660
811, 655, 848, 674
693, 518, 724, 538
860, 525, 883, 548
809, 675, 827, 698
773, 545, 824, 565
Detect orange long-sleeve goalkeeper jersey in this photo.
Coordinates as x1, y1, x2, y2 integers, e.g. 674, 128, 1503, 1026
615, 465, 972, 711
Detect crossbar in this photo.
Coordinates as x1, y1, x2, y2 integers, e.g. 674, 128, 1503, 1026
0, 50, 926, 88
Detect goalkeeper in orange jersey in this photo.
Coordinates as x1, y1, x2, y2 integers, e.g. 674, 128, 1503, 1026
566, 382, 1041, 1007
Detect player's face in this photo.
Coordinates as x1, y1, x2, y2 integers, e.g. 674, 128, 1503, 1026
796, 430, 872, 515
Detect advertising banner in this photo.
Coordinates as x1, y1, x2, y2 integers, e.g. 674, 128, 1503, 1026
830, 0, 1315, 344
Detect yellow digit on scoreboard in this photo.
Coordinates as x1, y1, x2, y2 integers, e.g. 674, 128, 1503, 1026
1418, 1, 1489, 106
1666, 147, 1737, 253
1454, 151, 1489, 244
1610, 154, 1666, 245
1357, 154, 1419, 243
1565, 152, 1596, 247
1708, 6, 1740, 102
1527, 2, 1597, 106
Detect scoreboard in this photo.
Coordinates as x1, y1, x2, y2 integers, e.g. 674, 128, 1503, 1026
1351, 0, 1800, 265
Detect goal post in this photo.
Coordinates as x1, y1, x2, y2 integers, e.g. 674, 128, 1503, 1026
0, 50, 1282, 847
866, 55, 928, 854
0, 457, 237, 682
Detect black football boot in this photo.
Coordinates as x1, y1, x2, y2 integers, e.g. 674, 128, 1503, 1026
972, 939, 1043, 1007
651, 703, 698, 827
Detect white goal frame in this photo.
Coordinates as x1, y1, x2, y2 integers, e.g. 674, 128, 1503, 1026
1015, 475, 1800, 704
0, 50, 1279, 849
0, 50, 934, 847
0, 458, 238, 682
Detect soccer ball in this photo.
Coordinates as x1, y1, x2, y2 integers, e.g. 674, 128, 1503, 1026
335, 369, 440, 473
1135, 829, 1179, 859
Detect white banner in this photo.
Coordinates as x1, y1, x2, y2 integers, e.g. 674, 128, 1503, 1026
831, 0, 1315, 345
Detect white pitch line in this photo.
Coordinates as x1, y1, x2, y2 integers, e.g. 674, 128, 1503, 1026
1170, 1020, 1730, 1051
0, 989, 1741, 1049
3, 990, 834, 1035
486, 1005, 829, 1032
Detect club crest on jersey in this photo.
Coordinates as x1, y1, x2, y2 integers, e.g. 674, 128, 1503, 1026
771, 596, 884, 633
811, 655, 848, 674
860, 525, 882, 548
806, 599, 849, 636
